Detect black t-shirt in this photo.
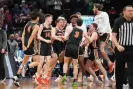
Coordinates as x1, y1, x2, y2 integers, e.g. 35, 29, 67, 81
112, 17, 133, 46
67, 27, 83, 46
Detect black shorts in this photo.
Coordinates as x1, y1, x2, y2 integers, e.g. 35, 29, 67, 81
88, 49, 95, 61
24, 47, 36, 55
100, 33, 108, 42
65, 44, 79, 59
24, 40, 39, 55
79, 46, 85, 56
40, 43, 51, 56
53, 44, 64, 56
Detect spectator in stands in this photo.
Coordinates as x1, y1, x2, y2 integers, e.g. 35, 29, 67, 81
4, 9, 13, 33
38, 9, 45, 24
0, 8, 5, 28
108, 7, 117, 27
54, 0, 62, 19
108, 7, 116, 15
8, 34, 18, 75
12, 4, 20, 17
0, 26, 7, 82
21, 4, 30, 15
14, 33, 22, 50
0, 0, 8, 8
54, 0, 62, 11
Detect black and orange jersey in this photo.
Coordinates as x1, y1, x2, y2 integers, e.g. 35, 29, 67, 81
67, 27, 83, 46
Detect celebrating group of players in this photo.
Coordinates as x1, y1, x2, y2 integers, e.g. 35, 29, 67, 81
12, 3, 115, 87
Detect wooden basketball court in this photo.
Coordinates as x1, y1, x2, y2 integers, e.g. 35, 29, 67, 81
0, 78, 129, 89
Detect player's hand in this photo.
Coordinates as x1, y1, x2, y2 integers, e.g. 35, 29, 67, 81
45, 40, 52, 44
23, 45, 27, 51
58, 38, 64, 42
117, 45, 125, 52
60, 36, 64, 39
1, 49, 5, 53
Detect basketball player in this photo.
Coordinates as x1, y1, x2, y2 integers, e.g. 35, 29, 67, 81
51, 17, 66, 82
36, 14, 53, 84
61, 18, 92, 87
85, 23, 111, 86
36, 17, 65, 85
93, 3, 114, 73
13, 12, 40, 87
76, 12, 88, 83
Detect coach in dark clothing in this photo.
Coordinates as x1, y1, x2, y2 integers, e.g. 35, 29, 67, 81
0, 27, 7, 81
112, 5, 133, 89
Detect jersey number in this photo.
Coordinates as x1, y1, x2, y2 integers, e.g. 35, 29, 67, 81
45, 32, 51, 38
74, 31, 79, 38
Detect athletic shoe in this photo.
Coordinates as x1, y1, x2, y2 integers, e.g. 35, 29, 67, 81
93, 78, 102, 86
42, 71, 51, 80
108, 63, 114, 73
55, 75, 62, 82
62, 75, 67, 85
111, 75, 116, 83
1, 78, 6, 82
42, 77, 49, 85
42, 71, 51, 85
72, 81, 78, 87
35, 77, 44, 85
82, 76, 88, 86
12, 76, 20, 87
87, 75, 93, 82
104, 79, 112, 87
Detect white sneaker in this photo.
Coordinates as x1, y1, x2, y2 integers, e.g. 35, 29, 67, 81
87, 75, 93, 82
93, 78, 102, 86
12, 76, 20, 87
111, 75, 116, 83
82, 76, 88, 86
55, 75, 62, 82
1, 78, 6, 83
104, 79, 112, 87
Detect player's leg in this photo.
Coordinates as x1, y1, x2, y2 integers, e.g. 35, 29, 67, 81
72, 58, 78, 87
13, 55, 30, 87
55, 51, 65, 82
85, 60, 102, 86
100, 35, 114, 73
62, 56, 71, 84
29, 55, 39, 67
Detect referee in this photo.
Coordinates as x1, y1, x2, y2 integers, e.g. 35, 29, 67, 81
112, 5, 133, 89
